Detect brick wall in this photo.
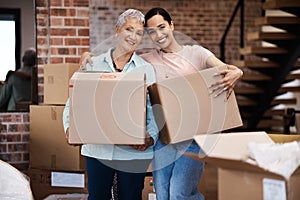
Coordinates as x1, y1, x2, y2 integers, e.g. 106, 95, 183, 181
36, 0, 90, 103
1, 0, 262, 172
0, 113, 30, 172
0, 0, 90, 172
89, 0, 262, 61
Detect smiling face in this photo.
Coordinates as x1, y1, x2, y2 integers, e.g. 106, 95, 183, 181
115, 16, 144, 54
145, 14, 175, 51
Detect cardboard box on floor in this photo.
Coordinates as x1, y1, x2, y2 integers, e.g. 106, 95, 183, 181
68, 72, 147, 144
149, 66, 243, 144
30, 105, 85, 171
188, 132, 300, 200
28, 167, 87, 200
197, 162, 218, 200
268, 133, 300, 143
44, 63, 79, 105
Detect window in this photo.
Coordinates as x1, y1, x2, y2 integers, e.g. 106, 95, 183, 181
0, 8, 21, 81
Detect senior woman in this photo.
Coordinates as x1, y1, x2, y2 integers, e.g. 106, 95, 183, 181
63, 9, 158, 200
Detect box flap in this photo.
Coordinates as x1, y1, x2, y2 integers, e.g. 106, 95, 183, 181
190, 132, 300, 180
193, 132, 273, 161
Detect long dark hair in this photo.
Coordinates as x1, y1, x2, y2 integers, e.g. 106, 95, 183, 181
144, 7, 172, 27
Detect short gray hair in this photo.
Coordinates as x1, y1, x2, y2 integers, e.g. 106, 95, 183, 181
116, 9, 145, 28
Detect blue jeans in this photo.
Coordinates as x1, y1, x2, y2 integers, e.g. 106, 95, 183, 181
152, 139, 204, 200
86, 156, 149, 200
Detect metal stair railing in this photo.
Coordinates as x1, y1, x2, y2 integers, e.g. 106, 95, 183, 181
219, 0, 244, 62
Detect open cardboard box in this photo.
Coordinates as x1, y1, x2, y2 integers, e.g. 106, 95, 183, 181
149, 66, 243, 144
187, 132, 300, 200
68, 72, 147, 144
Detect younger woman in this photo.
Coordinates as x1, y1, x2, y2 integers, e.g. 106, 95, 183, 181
141, 7, 243, 200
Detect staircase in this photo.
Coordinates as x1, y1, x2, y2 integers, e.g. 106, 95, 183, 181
234, 0, 300, 133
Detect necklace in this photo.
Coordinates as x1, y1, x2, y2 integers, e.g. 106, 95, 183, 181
159, 50, 171, 79
111, 50, 122, 72
160, 45, 183, 79
112, 60, 122, 72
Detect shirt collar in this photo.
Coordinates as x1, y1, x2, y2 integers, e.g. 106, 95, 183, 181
103, 47, 137, 68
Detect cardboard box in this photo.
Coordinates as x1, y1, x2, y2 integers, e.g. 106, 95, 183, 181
268, 133, 300, 143
28, 167, 87, 200
197, 162, 218, 200
30, 105, 85, 171
68, 72, 146, 144
189, 132, 300, 200
44, 63, 79, 105
149, 66, 243, 144
196, 134, 300, 200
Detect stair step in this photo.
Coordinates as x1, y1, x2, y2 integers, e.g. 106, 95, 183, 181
234, 60, 300, 69
234, 60, 279, 68
263, 0, 300, 10
241, 108, 287, 118
241, 72, 271, 81
237, 97, 257, 106
257, 119, 285, 128
247, 31, 297, 41
271, 98, 297, 105
255, 16, 300, 26
234, 87, 264, 94
240, 71, 300, 81
287, 73, 300, 80
264, 108, 286, 116
279, 86, 300, 92
235, 85, 300, 94
237, 97, 297, 106
240, 46, 288, 55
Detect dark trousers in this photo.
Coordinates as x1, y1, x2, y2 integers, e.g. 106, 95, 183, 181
86, 156, 150, 200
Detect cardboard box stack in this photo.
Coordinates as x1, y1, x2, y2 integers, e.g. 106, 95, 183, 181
29, 63, 87, 200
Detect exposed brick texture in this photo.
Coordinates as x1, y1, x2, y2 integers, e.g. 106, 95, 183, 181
36, 0, 89, 101
0, 113, 30, 172
89, 0, 261, 61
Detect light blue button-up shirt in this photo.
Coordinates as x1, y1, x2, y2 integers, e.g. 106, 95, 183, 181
63, 48, 158, 160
